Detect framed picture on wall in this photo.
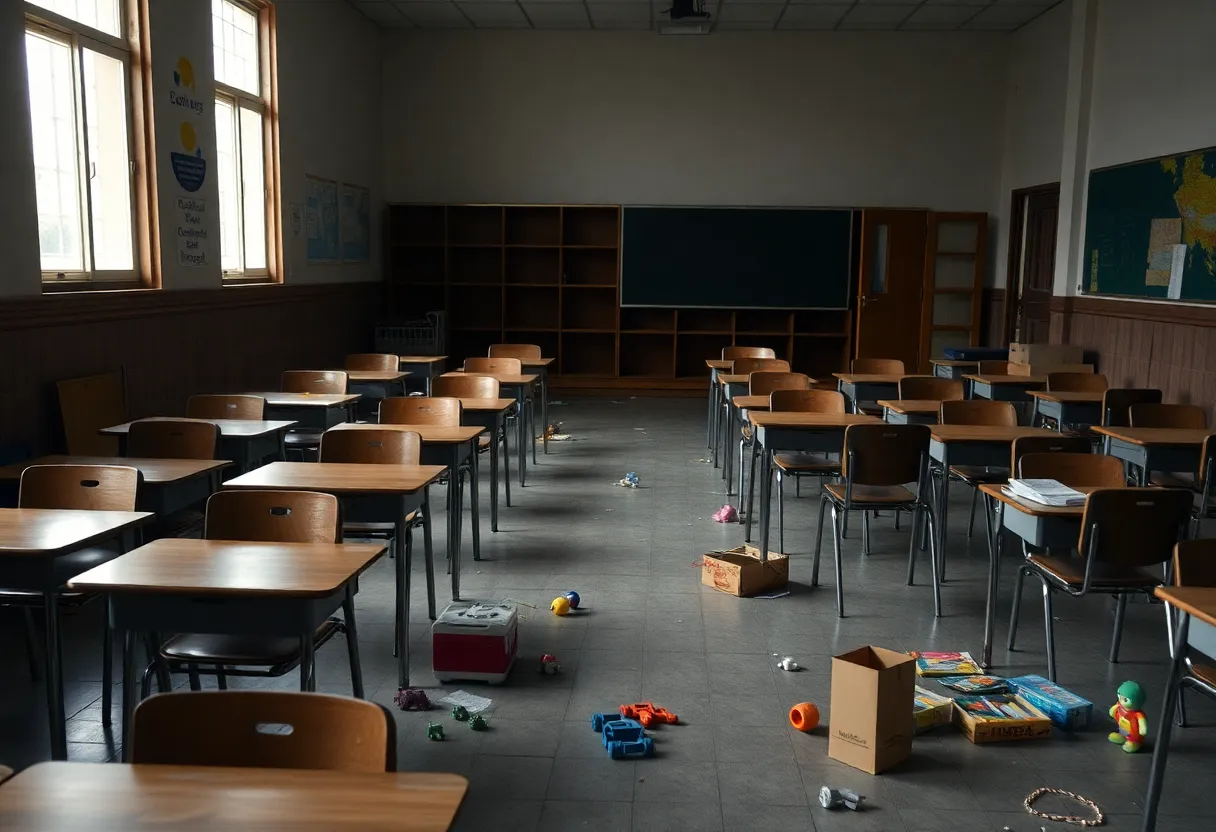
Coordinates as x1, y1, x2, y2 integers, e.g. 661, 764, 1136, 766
304, 175, 340, 263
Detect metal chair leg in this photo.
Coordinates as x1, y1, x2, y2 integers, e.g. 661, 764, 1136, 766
22, 607, 41, 681
906, 508, 921, 586
745, 441, 759, 537
926, 508, 943, 618
1042, 578, 1057, 681
831, 503, 845, 618
966, 488, 978, 538
796, 477, 800, 498
1007, 565, 1028, 650
501, 426, 512, 508
1176, 686, 1189, 728
894, 512, 900, 531
187, 664, 202, 691
343, 589, 364, 698
468, 462, 482, 562
777, 469, 784, 554
216, 668, 228, 690
862, 510, 871, 557
738, 437, 747, 505
813, 495, 828, 587
140, 662, 155, 701
101, 598, 113, 727
1109, 593, 1128, 663
422, 500, 436, 620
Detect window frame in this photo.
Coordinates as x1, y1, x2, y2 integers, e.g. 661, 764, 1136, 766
212, 0, 281, 284
25, 1, 154, 292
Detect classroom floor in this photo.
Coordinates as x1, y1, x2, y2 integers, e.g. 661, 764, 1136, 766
2, 397, 1214, 830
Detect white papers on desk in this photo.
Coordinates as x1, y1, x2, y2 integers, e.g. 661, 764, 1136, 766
1006, 478, 1086, 507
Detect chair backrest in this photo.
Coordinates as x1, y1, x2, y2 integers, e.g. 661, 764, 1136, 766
939, 400, 1018, 427
204, 490, 341, 543
344, 354, 399, 372
722, 346, 775, 361
130, 691, 395, 773
1076, 488, 1192, 571
282, 370, 348, 395
1102, 388, 1163, 427
127, 419, 219, 460
1009, 435, 1092, 472
841, 424, 930, 487
19, 464, 140, 511
488, 344, 541, 360
749, 372, 810, 397
319, 428, 420, 465
898, 377, 964, 401
380, 397, 462, 426
732, 358, 789, 376
769, 389, 846, 414
1017, 452, 1126, 487
464, 357, 522, 375
978, 360, 1010, 375
1047, 372, 1108, 393
851, 358, 904, 375
431, 375, 500, 399
1129, 403, 1208, 429
1173, 539, 1216, 588
187, 395, 265, 420
57, 370, 126, 455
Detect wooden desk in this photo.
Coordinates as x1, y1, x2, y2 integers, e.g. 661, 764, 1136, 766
443, 372, 538, 485
398, 355, 448, 395
0, 508, 151, 760
706, 359, 733, 371
725, 387, 821, 499
516, 357, 556, 456
222, 462, 444, 688
0, 456, 231, 516
1091, 426, 1211, 485
0, 761, 468, 831
344, 370, 408, 384
962, 374, 1046, 405
453, 398, 517, 531
878, 399, 942, 425
748, 412, 883, 561
731, 395, 772, 411
705, 360, 733, 454
248, 392, 361, 430
1027, 390, 1104, 430
101, 418, 296, 472
1143, 587, 1216, 831
834, 374, 929, 414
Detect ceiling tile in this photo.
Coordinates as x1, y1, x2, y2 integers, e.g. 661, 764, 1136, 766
855, 0, 922, 5
716, 21, 779, 29
458, 1, 531, 25
903, 4, 980, 26
718, 3, 785, 23
841, 4, 917, 25
923, 0, 991, 5
588, 2, 652, 29
522, 2, 591, 26
354, 1, 412, 25
964, 2, 1051, 28
393, 2, 473, 27
777, 4, 849, 29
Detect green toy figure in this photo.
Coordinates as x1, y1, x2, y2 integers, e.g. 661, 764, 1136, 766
450, 705, 470, 721
426, 722, 445, 741
468, 714, 488, 731
1109, 680, 1147, 753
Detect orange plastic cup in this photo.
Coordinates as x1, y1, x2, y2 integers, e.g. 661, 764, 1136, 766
789, 702, 820, 733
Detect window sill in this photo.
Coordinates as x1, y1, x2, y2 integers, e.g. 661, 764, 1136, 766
42, 281, 149, 295
223, 277, 280, 287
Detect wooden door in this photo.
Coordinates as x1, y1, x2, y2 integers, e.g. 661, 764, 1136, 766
855, 209, 928, 371
1011, 188, 1058, 343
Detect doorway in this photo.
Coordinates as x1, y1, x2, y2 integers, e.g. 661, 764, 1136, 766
1004, 184, 1060, 344
854, 208, 929, 371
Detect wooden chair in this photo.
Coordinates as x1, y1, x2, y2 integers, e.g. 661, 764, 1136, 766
127, 419, 219, 460
281, 371, 349, 460
146, 490, 368, 698
1149, 435, 1215, 537
1130, 403, 1208, 429
58, 370, 126, 455
8, 464, 140, 725
187, 394, 265, 420
813, 424, 941, 618
1170, 539, 1216, 728
851, 358, 904, 375
1017, 453, 1126, 486
898, 377, 964, 401
939, 400, 1018, 540
749, 372, 810, 397
1101, 388, 1162, 427
464, 356, 522, 375
732, 358, 790, 376
977, 360, 1010, 375
345, 354, 399, 371
1047, 372, 1108, 393
131, 690, 395, 772
1009, 435, 1093, 473
431, 376, 512, 507
722, 346, 775, 360
488, 344, 541, 360
1008, 488, 1192, 680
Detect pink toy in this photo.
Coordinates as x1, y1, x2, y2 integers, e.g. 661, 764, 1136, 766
712, 505, 738, 523
394, 687, 432, 711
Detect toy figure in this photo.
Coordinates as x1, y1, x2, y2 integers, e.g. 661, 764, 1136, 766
394, 687, 431, 711
426, 722, 445, 741
450, 705, 470, 721
538, 653, 562, 675
1108, 680, 1147, 753
468, 714, 488, 731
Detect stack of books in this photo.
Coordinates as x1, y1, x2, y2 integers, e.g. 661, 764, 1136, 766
1005, 478, 1087, 507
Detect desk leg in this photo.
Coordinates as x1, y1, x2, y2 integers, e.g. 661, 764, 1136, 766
758, 446, 773, 563
395, 512, 410, 689
502, 416, 513, 507
517, 400, 527, 488
530, 393, 538, 466
1141, 610, 1190, 832
449, 447, 462, 601
121, 629, 136, 761
422, 488, 437, 617
489, 423, 500, 531
706, 373, 715, 448
299, 631, 316, 692
725, 405, 736, 496
745, 439, 760, 541
43, 591, 66, 761
712, 385, 721, 467
342, 585, 364, 698
981, 499, 1003, 668
542, 369, 550, 455
469, 444, 481, 562
938, 446, 951, 583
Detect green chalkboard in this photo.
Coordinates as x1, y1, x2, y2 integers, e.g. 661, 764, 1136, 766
1083, 147, 1216, 302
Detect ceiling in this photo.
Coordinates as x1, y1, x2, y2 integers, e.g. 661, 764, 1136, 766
348, 0, 1065, 32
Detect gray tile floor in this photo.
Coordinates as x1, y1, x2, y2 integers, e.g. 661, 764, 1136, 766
2, 397, 1214, 830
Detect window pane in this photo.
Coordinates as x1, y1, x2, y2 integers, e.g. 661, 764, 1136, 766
214, 97, 242, 272
212, 0, 260, 95
26, 31, 85, 274
29, 0, 121, 38
82, 48, 133, 272
239, 105, 266, 271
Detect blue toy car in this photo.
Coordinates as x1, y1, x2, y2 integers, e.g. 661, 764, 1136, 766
601, 718, 645, 748
607, 738, 654, 759
590, 712, 617, 732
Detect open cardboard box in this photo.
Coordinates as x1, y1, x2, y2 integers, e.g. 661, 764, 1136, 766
1008, 343, 1084, 366
829, 646, 915, 773
700, 545, 788, 597
953, 694, 1053, 744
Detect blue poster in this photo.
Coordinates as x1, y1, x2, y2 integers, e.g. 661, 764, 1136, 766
340, 183, 371, 262
305, 176, 339, 263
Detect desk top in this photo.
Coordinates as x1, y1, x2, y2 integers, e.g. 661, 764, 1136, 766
101, 418, 296, 438
978, 483, 1100, 518
344, 370, 409, 383
398, 355, 448, 364
930, 425, 1057, 444
329, 424, 484, 444
0, 761, 467, 832
253, 393, 361, 408
0, 456, 230, 485
962, 374, 1047, 386
878, 399, 943, 415
834, 373, 929, 384
1027, 390, 1106, 404
443, 371, 538, 386
1091, 426, 1213, 447
517, 357, 556, 368
731, 396, 772, 411
717, 374, 750, 385
69, 538, 386, 597
706, 359, 733, 371
1155, 587, 1216, 629
930, 360, 979, 368
0, 509, 152, 556
223, 461, 445, 495
750, 412, 882, 429
455, 397, 516, 413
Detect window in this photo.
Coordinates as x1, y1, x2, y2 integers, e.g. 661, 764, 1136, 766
212, 0, 277, 280
25, 1, 139, 284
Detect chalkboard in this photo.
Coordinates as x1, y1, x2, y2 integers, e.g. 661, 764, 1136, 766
1083, 146, 1216, 302
620, 206, 853, 309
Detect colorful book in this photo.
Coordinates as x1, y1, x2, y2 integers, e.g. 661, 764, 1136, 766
913, 686, 954, 733
955, 695, 1038, 722
909, 651, 982, 677
1007, 675, 1093, 730
938, 675, 1009, 694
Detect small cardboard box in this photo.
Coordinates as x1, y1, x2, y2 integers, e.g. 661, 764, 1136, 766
953, 694, 1053, 744
1007, 675, 1093, 730
1008, 343, 1084, 366
913, 686, 954, 734
700, 545, 788, 597
1007, 362, 1094, 377
829, 646, 916, 773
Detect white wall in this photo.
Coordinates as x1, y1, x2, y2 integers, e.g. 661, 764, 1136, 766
382, 31, 1009, 212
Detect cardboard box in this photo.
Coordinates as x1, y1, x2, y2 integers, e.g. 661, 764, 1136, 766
1007, 362, 1094, 377
700, 545, 788, 597
913, 686, 954, 734
1008, 343, 1084, 366
829, 646, 916, 773
1007, 675, 1093, 730
953, 695, 1053, 744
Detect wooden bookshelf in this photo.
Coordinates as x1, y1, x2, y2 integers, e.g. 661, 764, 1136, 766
384, 203, 852, 392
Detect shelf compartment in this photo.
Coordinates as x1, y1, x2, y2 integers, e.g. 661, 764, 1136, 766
619, 334, 675, 378
562, 286, 617, 331
506, 247, 559, 285
563, 248, 618, 286
675, 333, 733, 377
735, 310, 791, 335
506, 206, 561, 246
448, 206, 503, 245
449, 248, 503, 285
621, 308, 675, 333
390, 245, 445, 285
384, 283, 445, 320
793, 310, 849, 336
560, 332, 616, 376
505, 286, 559, 330
392, 205, 445, 245
563, 207, 619, 247
449, 292, 502, 331
677, 309, 733, 333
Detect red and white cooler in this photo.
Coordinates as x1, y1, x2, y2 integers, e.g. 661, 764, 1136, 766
431, 600, 519, 684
